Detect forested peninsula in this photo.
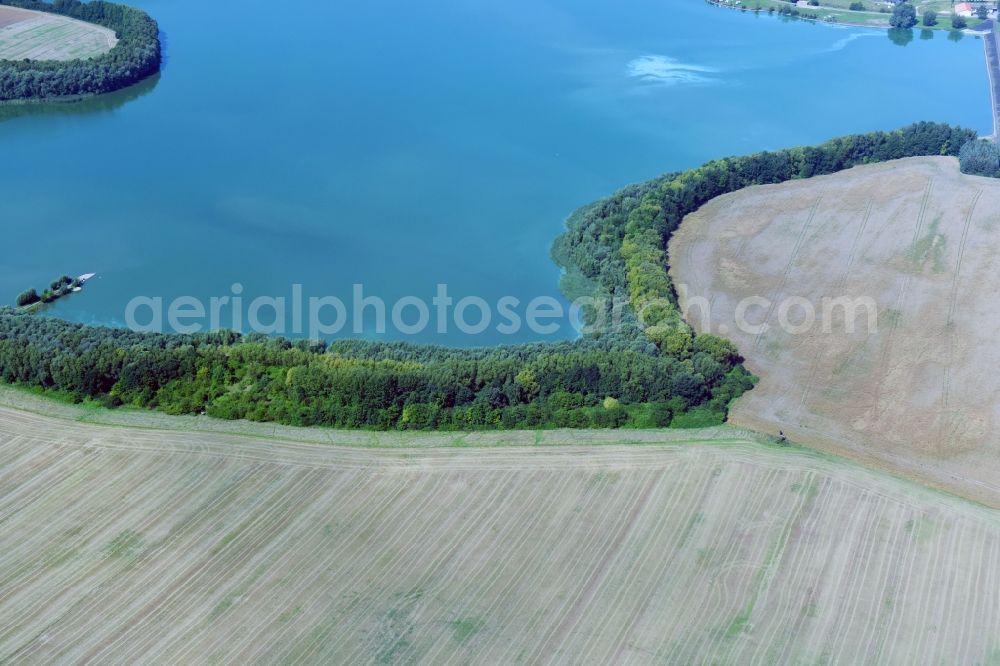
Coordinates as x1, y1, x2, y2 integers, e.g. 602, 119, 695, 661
0, 122, 976, 430
0, 0, 159, 101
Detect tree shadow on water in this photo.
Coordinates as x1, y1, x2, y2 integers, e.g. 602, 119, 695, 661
887, 28, 914, 47
0, 73, 161, 124
158, 30, 171, 71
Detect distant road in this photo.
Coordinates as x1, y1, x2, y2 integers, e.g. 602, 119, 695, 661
982, 20, 1000, 139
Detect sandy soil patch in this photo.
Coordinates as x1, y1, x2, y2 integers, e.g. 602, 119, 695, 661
0, 6, 33, 29
670, 156, 1000, 506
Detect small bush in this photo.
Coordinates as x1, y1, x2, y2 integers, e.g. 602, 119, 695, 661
15, 289, 39, 307
922, 10, 937, 25
959, 140, 1000, 178
670, 407, 726, 429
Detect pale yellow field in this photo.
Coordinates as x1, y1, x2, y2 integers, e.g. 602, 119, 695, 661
2, 396, 1000, 664
671, 156, 1000, 508
0, 5, 115, 61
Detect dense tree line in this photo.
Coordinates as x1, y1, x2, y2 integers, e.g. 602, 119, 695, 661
0, 0, 159, 101
553, 122, 977, 344
0, 122, 976, 431
0, 311, 754, 430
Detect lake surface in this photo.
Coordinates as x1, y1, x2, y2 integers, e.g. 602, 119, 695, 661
0, 0, 992, 344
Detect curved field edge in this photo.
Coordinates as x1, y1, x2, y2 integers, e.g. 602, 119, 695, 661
0, 382, 765, 450
0, 123, 976, 435
0, 0, 160, 102
667, 156, 1000, 508
0, 382, 986, 514
0, 5, 117, 61
1, 398, 1000, 662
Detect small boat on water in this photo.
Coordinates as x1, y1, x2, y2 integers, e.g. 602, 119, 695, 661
15, 273, 97, 309
72, 273, 96, 292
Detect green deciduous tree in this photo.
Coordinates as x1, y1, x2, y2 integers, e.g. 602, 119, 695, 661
959, 140, 1000, 177
15, 289, 38, 307
0, 123, 977, 432
890, 2, 918, 27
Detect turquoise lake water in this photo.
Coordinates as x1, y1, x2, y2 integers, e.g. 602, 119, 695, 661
0, 0, 992, 344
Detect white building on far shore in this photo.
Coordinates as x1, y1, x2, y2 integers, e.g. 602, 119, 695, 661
955, 2, 975, 18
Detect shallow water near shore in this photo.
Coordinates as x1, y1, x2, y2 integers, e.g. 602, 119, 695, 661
0, 0, 991, 344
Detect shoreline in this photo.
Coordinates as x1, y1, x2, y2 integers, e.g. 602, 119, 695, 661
0, 0, 160, 104
0, 92, 97, 106
704, 0, 993, 33
704, 0, 890, 29
706, 0, 999, 141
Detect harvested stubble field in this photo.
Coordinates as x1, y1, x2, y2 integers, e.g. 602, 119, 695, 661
2, 393, 1000, 663
670, 156, 1000, 508
0, 5, 116, 61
